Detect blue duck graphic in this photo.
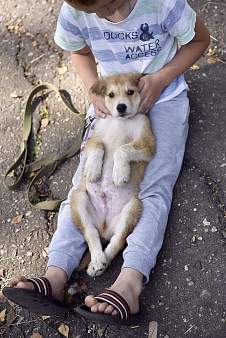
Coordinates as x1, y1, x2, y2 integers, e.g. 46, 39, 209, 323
140, 23, 154, 41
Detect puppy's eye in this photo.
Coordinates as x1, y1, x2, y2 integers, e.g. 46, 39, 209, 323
127, 90, 134, 95
109, 93, 114, 98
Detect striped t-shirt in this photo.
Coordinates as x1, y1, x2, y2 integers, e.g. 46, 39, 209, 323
54, 0, 196, 103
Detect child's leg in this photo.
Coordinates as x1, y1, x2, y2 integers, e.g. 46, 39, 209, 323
122, 91, 190, 283
85, 90, 190, 315
123, 92, 190, 283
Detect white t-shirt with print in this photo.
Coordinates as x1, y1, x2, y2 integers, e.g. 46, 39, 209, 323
54, 0, 196, 103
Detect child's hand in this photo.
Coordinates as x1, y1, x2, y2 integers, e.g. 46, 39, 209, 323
137, 74, 165, 114
90, 93, 111, 119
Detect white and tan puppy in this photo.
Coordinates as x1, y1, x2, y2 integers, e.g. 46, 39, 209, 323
71, 72, 156, 277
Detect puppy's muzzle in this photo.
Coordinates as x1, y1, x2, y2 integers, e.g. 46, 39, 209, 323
117, 103, 127, 117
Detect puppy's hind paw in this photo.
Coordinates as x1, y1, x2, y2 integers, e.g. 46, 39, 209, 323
84, 163, 102, 183
87, 254, 108, 277
112, 165, 130, 188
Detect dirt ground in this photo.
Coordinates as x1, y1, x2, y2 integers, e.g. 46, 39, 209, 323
0, 0, 225, 337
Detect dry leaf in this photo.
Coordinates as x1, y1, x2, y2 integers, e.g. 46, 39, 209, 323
11, 214, 23, 224
31, 332, 43, 338
58, 66, 68, 74
32, 40, 38, 46
6, 306, 15, 327
75, 250, 91, 271
191, 64, 200, 70
42, 247, 49, 258
58, 323, 69, 338
10, 93, 19, 98
26, 32, 35, 38
207, 57, 217, 64
41, 315, 50, 320
80, 282, 88, 291
65, 292, 74, 303
0, 309, 6, 323
0, 291, 7, 304
207, 48, 217, 56
148, 321, 158, 338
0, 269, 5, 277
40, 118, 49, 129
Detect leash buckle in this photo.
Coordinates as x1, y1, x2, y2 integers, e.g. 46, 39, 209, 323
85, 115, 96, 129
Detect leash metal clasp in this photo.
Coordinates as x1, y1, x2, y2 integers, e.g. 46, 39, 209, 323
85, 115, 96, 129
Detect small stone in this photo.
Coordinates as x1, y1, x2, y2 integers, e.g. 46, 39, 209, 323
68, 286, 77, 295
194, 260, 202, 270
211, 226, 218, 233
12, 249, 17, 257
200, 289, 211, 299
203, 218, 210, 226
188, 281, 194, 286
25, 211, 32, 217
26, 251, 33, 257
33, 254, 40, 260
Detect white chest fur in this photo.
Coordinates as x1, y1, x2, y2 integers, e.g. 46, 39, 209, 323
94, 114, 148, 151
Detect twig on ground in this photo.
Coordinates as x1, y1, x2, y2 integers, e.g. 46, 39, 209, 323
30, 53, 46, 64
183, 324, 195, 335
217, 57, 226, 64
33, 314, 65, 337
206, 1, 226, 6
210, 35, 218, 42
99, 324, 108, 337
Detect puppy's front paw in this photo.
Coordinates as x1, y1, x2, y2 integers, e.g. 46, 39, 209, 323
112, 163, 130, 188
84, 161, 102, 183
87, 251, 108, 277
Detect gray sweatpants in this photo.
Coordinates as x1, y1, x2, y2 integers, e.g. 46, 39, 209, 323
47, 90, 190, 284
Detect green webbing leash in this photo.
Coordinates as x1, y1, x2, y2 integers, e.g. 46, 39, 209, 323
3, 83, 93, 210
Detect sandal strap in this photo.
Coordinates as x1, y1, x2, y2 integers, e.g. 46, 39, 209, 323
27, 277, 52, 297
95, 290, 131, 319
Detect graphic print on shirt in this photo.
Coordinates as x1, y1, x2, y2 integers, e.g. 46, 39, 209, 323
103, 23, 162, 61
140, 23, 154, 41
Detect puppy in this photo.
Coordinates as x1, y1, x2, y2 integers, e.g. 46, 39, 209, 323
71, 72, 156, 277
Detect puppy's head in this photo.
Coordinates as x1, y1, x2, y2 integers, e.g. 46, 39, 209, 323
90, 72, 144, 119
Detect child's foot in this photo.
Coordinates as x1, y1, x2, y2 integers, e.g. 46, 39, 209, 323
1, 267, 70, 316
5, 266, 67, 301
85, 268, 143, 316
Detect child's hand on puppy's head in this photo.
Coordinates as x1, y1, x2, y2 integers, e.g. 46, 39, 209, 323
90, 93, 111, 119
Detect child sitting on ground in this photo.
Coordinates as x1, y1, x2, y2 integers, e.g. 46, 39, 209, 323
1, 0, 210, 326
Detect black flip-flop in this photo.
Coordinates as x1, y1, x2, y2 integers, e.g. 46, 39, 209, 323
76, 290, 141, 326
2, 277, 75, 316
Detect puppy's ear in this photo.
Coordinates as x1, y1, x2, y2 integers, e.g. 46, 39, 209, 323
90, 78, 107, 97
131, 71, 145, 85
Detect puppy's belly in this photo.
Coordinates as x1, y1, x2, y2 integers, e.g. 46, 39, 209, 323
86, 159, 135, 235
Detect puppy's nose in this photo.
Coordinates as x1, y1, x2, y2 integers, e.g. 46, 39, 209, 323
117, 103, 127, 114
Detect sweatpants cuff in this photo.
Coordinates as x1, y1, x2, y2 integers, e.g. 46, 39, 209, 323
122, 251, 156, 285
47, 250, 78, 281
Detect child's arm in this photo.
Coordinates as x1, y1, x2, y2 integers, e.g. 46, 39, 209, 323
137, 15, 210, 114
71, 46, 110, 119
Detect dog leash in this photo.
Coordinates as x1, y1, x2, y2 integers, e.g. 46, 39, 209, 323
3, 83, 95, 210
